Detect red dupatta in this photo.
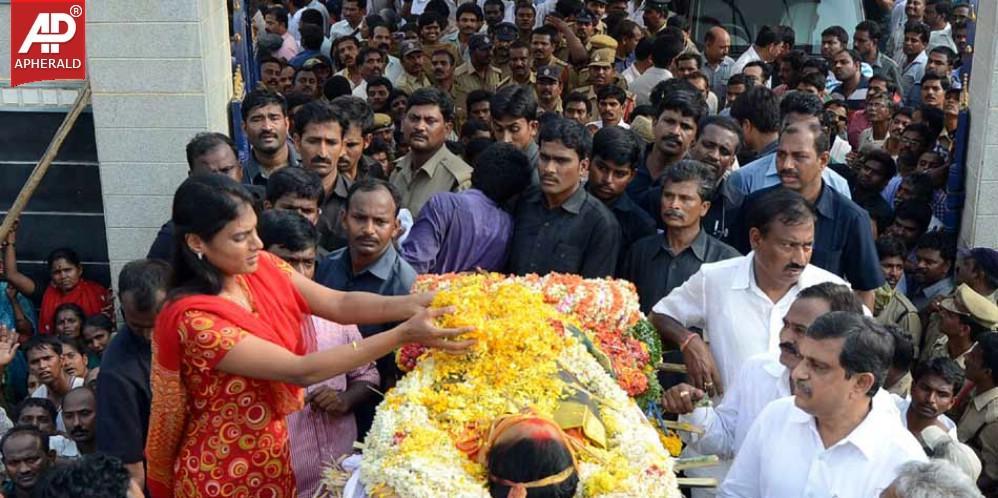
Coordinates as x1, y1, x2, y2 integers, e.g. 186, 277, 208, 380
38, 279, 109, 334
146, 252, 311, 498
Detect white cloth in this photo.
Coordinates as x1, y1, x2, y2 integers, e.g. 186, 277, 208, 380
730, 45, 762, 77
651, 254, 848, 392
329, 19, 365, 43
31, 377, 85, 432
585, 121, 630, 130
829, 136, 853, 165
50, 435, 79, 459
621, 63, 644, 85
630, 67, 673, 107
681, 352, 790, 460
928, 23, 958, 53
719, 393, 926, 498
386, 55, 403, 84
894, 394, 958, 438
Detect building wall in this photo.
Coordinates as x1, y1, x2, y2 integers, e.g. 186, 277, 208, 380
961, 0, 998, 248
85, 0, 233, 281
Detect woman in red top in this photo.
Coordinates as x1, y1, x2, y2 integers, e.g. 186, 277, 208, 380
146, 174, 473, 498
3, 240, 113, 335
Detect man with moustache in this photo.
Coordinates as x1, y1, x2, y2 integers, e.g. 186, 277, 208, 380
352, 47, 386, 98
390, 88, 473, 216
368, 22, 402, 82
241, 89, 299, 187
663, 283, 864, 494
491, 23, 519, 70
622, 159, 740, 313
291, 101, 350, 249
396, 41, 433, 96
498, 41, 535, 89
875, 237, 924, 355
536, 66, 564, 114
731, 122, 883, 310
62, 387, 96, 455
897, 357, 966, 443
652, 189, 848, 398
1, 427, 55, 498
720, 313, 926, 497
507, 117, 620, 278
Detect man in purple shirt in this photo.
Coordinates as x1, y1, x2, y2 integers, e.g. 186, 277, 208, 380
401, 143, 533, 273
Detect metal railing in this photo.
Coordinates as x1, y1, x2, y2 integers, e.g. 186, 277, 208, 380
229, 0, 257, 165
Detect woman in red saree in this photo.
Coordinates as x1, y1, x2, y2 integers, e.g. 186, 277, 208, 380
147, 175, 473, 498
3, 242, 113, 335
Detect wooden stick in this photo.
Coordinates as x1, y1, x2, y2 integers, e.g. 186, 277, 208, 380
674, 455, 720, 471
0, 82, 92, 243
657, 362, 688, 373
677, 477, 718, 488
662, 420, 704, 435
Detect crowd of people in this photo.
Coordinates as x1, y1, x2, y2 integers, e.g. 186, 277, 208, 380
0, 0, 995, 496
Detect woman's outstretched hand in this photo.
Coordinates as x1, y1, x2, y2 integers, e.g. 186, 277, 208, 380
399, 306, 475, 353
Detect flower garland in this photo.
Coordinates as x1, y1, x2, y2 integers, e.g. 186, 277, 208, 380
357, 275, 680, 498
398, 273, 660, 399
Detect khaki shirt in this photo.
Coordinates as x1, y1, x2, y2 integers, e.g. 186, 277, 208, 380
919, 288, 997, 364
874, 285, 924, 357
498, 72, 535, 90
453, 63, 505, 125
959, 386, 998, 479
389, 145, 473, 216
421, 42, 462, 77
574, 79, 635, 123
538, 97, 563, 115
886, 372, 913, 398
396, 71, 432, 96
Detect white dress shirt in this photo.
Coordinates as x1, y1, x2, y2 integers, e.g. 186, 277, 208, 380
329, 19, 365, 42
651, 254, 848, 391
630, 66, 673, 107
719, 393, 926, 498
621, 63, 643, 85
730, 45, 762, 77
386, 55, 403, 84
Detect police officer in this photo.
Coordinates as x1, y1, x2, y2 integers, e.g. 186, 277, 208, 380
959, 328, 998, 491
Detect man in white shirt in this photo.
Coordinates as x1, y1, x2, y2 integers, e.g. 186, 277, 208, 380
730, 25, 780, 76
662, 282, 863, 494
720, 312, 927, 497
329, 0, 367, 42
630, 28, 684, 107
651, 188, 848, 397
897, 356, 963, 439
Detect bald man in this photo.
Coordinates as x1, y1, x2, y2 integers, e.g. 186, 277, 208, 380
703, 27, 735, 101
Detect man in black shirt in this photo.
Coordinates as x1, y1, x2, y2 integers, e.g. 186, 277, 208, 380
507, 118, 621, 277
96, 259, 171, 489
586, 126, 656, 262
621, 161, 740, 313
851, 147, 897, 236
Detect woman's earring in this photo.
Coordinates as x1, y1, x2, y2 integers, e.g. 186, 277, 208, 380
195, 251, 204, 261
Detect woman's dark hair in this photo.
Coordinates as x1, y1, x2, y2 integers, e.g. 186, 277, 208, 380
406, 87, 456, 123
913, 356, 965, 394
491, 85, 538, 122
539, 117, 592, 160
266, 166, 325, 205
258, 210, 317, 252
806, 312, 893, 396
58, 337, 84, 356
592, 126, 641, 169
472, 143, 532, 203
83, 314, 114, 333
53, 303, 85, 325
33, 454, 131, 498
170, 174, 257, 297
746, 188, 816, 235
487, 437, 578, 498
46, 248, 81, 270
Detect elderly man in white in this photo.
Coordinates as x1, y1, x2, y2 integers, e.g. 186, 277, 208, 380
719, 312, 927, 497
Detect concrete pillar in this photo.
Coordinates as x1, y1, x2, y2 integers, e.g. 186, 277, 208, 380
961, 0, 998, 248
85, 0, 233, 279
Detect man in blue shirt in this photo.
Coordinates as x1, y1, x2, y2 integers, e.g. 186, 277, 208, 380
724, 91, 853, 210
730, 122, 883, 310
314, 178, 416, 439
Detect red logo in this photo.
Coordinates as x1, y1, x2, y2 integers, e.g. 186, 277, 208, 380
10, 0, 86, 87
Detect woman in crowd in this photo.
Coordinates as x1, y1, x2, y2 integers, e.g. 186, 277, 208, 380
59, 339, 88, 379
52, 303, 84, 342
3, 236, 113, 335
146, 174, 473, 498
483, 412, 581, 498
81, 314, 113, 361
